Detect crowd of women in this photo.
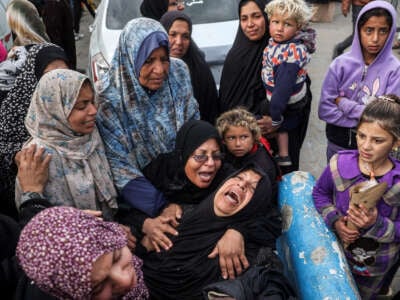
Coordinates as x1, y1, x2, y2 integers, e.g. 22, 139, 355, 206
0, 0, 400, 299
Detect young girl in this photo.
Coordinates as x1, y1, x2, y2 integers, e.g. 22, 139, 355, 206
313, 95, 400, 299
318, 0, 400, 161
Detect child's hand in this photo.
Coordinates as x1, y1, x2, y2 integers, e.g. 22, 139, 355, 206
334, 216, 359, 244
347, 204, 378, 229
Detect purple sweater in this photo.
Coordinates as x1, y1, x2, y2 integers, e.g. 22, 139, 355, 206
318, 1, 400, 129
313, 150, 400, 277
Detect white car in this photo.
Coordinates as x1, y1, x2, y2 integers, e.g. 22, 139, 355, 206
88, 0, 240, 86
0, 0, 12, 51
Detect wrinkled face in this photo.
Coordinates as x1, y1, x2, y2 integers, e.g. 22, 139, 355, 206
214, 169, 261, 217
223, 126, 255, 157
359, 16, 390, 64
168, 19, 191, 58
168, 0, 184, 11
138, 47, 170, 91
240, 1, 266, 41
269, 13, 299, 43
184, 138, 223, 188
91, 246, 136, 299
67, 82, 97, 135
43, 59, 69, 75
356, 121, 397, 167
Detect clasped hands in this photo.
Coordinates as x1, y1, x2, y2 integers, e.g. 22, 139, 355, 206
334, 204, 378, 244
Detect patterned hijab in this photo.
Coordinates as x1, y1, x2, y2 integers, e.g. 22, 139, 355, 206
17, 206, 149, 299
17, 69, 118, 217
96, 17, 199, 190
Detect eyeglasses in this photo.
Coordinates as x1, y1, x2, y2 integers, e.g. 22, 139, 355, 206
192, 153, 225, 163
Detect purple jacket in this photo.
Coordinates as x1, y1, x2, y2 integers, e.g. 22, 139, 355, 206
318, 1, 400, 129
313, 150, 400, 276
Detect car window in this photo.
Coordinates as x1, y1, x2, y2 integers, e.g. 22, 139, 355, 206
184, 0, 240, 24
106, 0, 240, 29
106, 0, 141, 30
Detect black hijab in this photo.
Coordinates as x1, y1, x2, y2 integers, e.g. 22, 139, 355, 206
140, 0, 168, 20
143, 120, 231, 205
218, 0, 270, 115
143, 165, 272, 299
160, 11, 219, 123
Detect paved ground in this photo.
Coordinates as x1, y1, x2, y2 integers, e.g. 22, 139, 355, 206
75, 2, 400, 296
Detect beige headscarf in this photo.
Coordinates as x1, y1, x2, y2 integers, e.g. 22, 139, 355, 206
16, 69, 118, 219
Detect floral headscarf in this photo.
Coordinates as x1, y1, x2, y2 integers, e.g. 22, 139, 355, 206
96, 17, 199, 190
16, 69, 118, 218
17, 206, 148, 299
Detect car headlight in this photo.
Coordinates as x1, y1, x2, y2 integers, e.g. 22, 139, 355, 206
91, 52, 110, 84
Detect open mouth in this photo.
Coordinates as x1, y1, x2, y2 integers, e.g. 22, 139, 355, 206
199, 171, 215, 181
225, 190, 239, 205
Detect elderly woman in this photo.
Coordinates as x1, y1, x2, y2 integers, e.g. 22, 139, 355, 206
160, 11, 218, 123
96, 17, 199, 217
15, 69, 118, 220
17, 206, 148, 299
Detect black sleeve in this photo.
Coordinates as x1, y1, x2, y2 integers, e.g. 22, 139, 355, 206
115, 206, 149, 240
19, 198, 52, 228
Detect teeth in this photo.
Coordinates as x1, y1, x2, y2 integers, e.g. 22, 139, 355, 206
227, 191, 239, 204
199, 172, 212, 180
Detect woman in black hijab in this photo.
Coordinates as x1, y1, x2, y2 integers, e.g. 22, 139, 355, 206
160, 11, 218, 123
140, 0, 184, 20
218, 0, 270, 117
140, 165, 279, 299
117, 120, 232, 242
0, 43, 69, 220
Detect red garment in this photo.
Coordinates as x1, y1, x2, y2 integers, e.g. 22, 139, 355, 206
0, 41, 7, 63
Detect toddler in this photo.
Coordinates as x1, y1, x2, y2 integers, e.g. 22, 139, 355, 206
262, 0, 315, 167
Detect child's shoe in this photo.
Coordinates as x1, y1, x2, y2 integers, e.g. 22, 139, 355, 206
276, 155, 292, 167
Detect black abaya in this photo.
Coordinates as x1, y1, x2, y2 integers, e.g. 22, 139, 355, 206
218, 0, 271, 115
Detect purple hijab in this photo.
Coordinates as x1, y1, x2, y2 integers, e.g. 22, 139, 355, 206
17, 206, 149, 299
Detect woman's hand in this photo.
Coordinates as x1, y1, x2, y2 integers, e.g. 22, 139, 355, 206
208, 229, 249, 279
82, 210, 103, 219
257, 115, 273, 136
142, 216, 178, 252
334, 216, 359, 244
160, 203, 182, 227
119, 224, 137, 251
347, 204, 378, 230
16, 144, 51, 193
141, 236, 155, 252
